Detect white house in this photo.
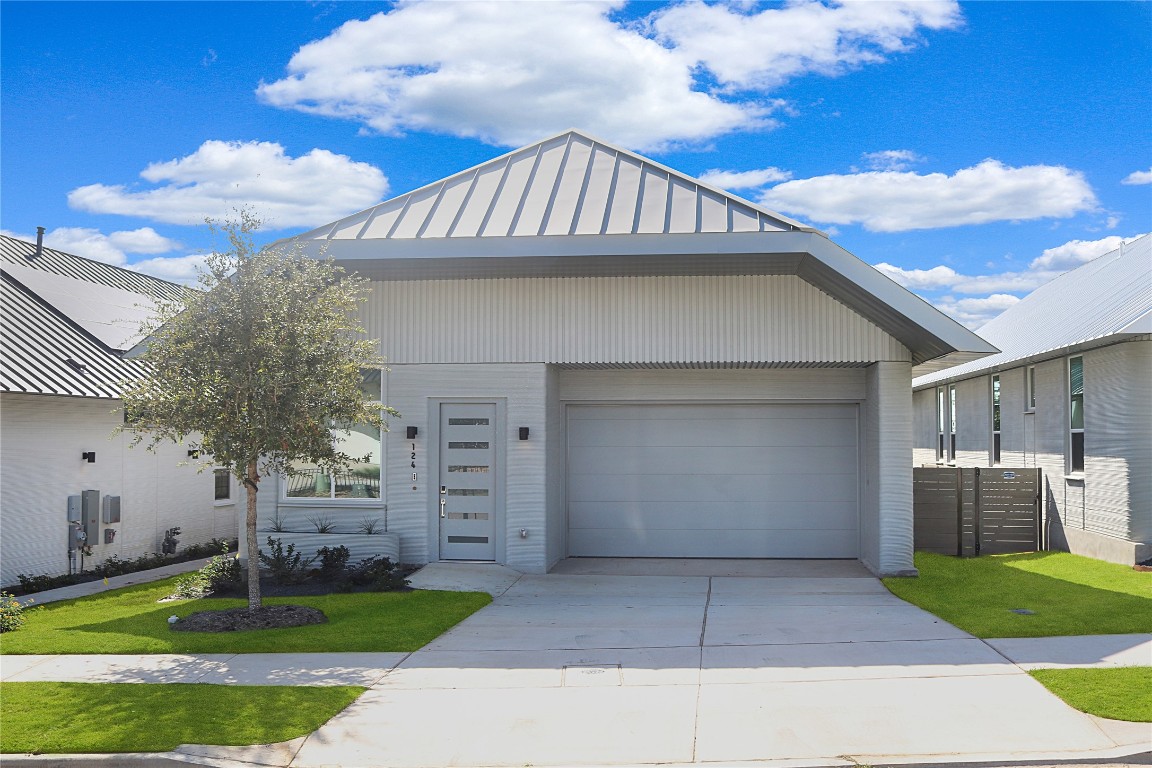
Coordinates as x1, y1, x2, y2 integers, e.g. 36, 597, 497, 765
0, 233, 238, 587
912, 234, 1151, 565
259, 130, 995, 577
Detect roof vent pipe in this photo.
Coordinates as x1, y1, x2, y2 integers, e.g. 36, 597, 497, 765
33, 227, 45, 260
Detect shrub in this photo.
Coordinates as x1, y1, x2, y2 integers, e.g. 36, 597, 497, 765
258, 537, 315, 585
181, 537, 235, 560
340, 556, 410, 592
0, 591, 28, 632
314, 546, 351, 582
17, 572, 79, 594
170, 542, 243, 599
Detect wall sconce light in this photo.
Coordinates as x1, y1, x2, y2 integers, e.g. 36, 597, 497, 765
519, 427, 530, 441
406, 426, 418, 440
81, 451, 96, 463
187, 449, 200, 459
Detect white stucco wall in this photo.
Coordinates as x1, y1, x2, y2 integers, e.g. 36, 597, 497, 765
0, 393, 237, 587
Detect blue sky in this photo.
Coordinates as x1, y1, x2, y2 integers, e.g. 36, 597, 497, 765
2, 1, 1149, 327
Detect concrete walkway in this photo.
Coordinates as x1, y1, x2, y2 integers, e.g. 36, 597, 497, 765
11, 557, 213, 606
3, 559, 1149, 768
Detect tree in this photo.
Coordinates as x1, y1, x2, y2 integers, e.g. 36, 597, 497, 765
121, 213, 395, 610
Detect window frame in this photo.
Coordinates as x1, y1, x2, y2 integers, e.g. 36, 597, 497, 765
1068, 356, 1084, 473
936, 386, 947, 462
948, 384, 958, 463
1025, 365, 1037, 412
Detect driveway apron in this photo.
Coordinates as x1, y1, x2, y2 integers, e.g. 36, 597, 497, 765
288, 561, 1132, 768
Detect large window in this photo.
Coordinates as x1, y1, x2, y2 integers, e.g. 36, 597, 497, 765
285, 370, 383, 500
936, 387, 947, 461
1025, 366, 1037, 411
1069, 356, 1084, 472
991, 375, 1001, 465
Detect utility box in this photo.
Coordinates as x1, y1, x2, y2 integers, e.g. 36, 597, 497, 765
81, 489, 100, 544
67, 495, 85, 550
102, 495, 121, 524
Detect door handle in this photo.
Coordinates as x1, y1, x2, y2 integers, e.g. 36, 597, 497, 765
440, 497, 447, 518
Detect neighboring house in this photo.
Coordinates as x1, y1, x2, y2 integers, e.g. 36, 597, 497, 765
258, 129, 994, 577
912, 234, 1151, 565
0, 233, 238, 587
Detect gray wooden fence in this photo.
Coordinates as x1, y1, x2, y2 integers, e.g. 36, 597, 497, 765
913, 467, 1042, 557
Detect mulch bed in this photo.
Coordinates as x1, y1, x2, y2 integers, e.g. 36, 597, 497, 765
171, 604, 327, 633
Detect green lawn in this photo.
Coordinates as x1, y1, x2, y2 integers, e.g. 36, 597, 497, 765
0, 682, 364, 753
882, 551, 1151, 638
1031, 667, 1152, 722
0, 576, 491, 654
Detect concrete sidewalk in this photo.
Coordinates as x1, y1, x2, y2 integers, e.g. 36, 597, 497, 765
11, 557, 212, 606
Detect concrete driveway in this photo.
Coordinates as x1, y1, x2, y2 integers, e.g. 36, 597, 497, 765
286, 559, 1145, 768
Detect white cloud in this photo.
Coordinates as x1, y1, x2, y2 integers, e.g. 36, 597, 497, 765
934, 294, 1021, 329
257, 0, 961, 149
874, 233, 1147, 327
760, 159, 1097, 232
1, 226, 180, 267
858, 149, 924, 172
697, 167, 792, 190
1121, 168, 1152, 185
129, 254, 210, 285
68, 140, 388, 229
1029, 233, 1146, 271
652, 0, 962, 90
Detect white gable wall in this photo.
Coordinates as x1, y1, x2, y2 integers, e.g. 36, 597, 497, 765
0, 393, 237, 587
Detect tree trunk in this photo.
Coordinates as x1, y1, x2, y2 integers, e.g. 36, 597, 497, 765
245, 460, 262, 611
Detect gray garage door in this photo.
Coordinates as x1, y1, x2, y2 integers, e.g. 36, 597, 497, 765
567, 403, 859, 558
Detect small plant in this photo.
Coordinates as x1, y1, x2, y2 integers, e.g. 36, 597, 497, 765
170, 542, 243, 598
258, 537, 315, 585
264, 514, 288, 533
357, 517, 382, 535
0, 591, 28, 632
161, 527, 181, 555
306, 515, 336, 534
314, 545, 351, 582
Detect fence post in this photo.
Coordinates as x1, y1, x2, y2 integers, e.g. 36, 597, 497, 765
974, 467, 983, 557
1035, 467, 1044, 550
954, 466, 964, 557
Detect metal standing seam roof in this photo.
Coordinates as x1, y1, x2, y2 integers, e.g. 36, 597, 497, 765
0, 234, 178, 398
295, 129, 818, 243
0, 234, 184, 302
1, 274, 147, 399
913, 233, 1152, 389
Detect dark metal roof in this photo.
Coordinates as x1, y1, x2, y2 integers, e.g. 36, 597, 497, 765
0, 234, 184, 302
1, 273, 146, 399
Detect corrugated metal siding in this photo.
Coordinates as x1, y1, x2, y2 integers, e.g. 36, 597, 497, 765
860, 362, 914, 575
954, 377, 990, 466
0, 235, 184, 302
364, 275, 909, 365
557, 367, 865, 402
915, 234, 1151, 388
1, 276, 146, 398
0, 394, 236, 587
911, 388, 936, 466
301, 131, 806, 243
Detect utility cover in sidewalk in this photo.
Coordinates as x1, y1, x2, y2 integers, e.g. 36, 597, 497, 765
563, 664, 622, 687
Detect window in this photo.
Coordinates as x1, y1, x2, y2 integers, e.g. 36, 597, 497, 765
285, 370, 383, 500
991, 375, 1001, 465
1025, 366, 1037, 411
936, 387, 947, 461
948, 385, 958, 462
214, 468, 231, 502
1069, 356, 1084, 472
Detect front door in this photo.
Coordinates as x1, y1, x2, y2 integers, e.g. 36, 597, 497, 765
439, 403, 497, 560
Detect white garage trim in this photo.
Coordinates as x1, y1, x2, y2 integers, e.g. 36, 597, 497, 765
566, 403, 859, 559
